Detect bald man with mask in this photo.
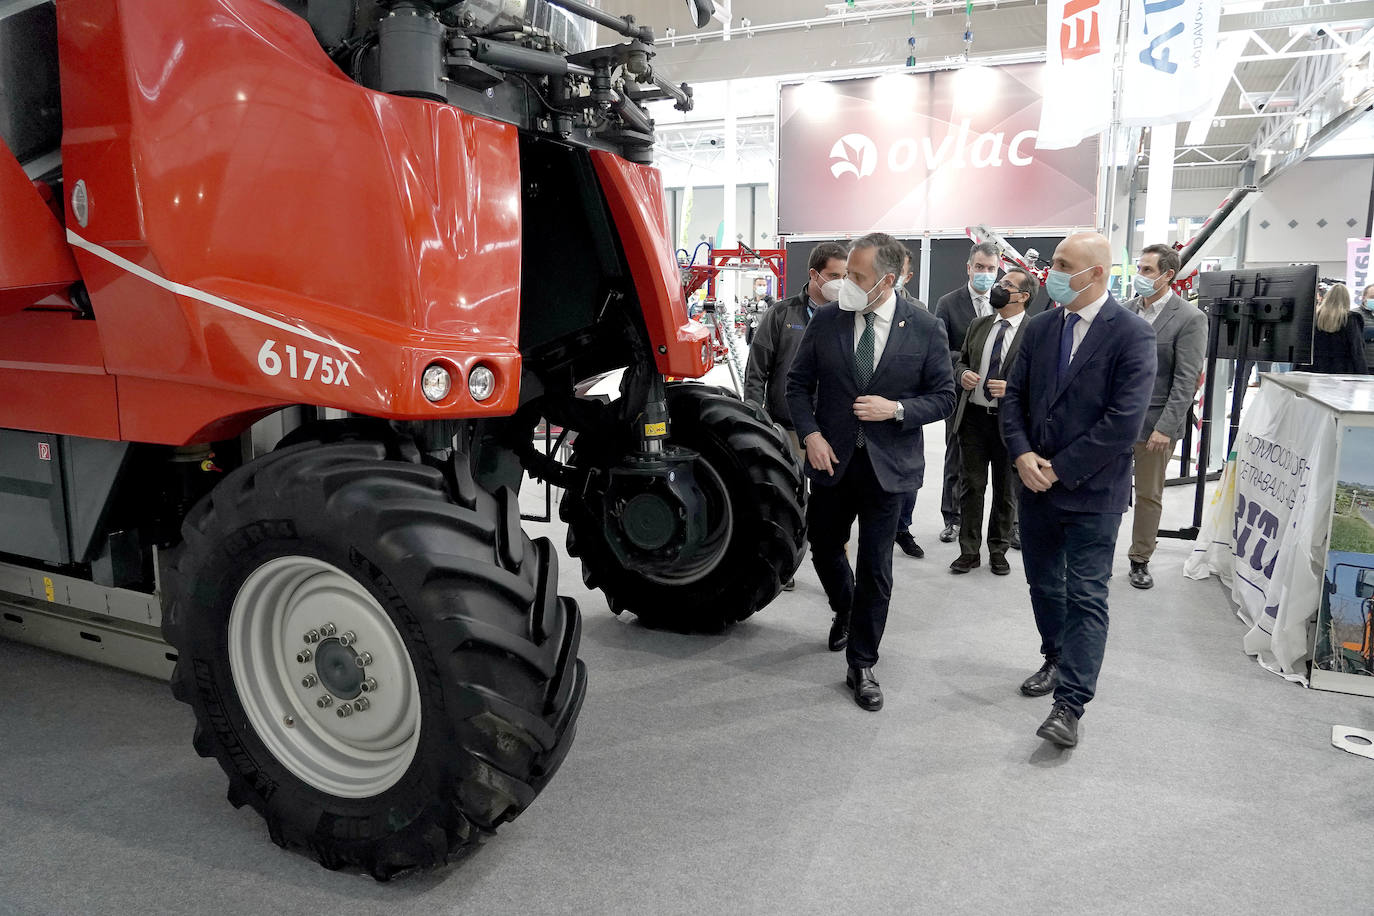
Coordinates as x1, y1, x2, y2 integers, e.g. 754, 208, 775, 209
999, 232, 1156, 748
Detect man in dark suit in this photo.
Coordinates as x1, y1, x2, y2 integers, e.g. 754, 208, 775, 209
933, 242, 1002, 544
1124, 243, 1208, 590
948, 267, 1037, 576
786, 233, 955, 711
1000, 232, 1156, 748
894, 247, 931, 559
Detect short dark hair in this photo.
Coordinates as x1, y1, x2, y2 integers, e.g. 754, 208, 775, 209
1142, 243, 1181, 277
968, 241, 999, 264
1005, 267, 1039, 298
900, 245, 913, 273
808, 242, 848, 274
850, 232, 905, 283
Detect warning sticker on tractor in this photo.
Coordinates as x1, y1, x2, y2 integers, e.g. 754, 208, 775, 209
643, 422, 667, 437
42, 576, 54, 602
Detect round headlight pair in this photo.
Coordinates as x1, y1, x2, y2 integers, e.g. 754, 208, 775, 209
421, 364, 496, 404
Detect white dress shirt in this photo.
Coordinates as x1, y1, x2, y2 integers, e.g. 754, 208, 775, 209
970, 310, 1026, 407
1066, 289, 1109, 361
968, 281, 993, 318
853, 292, 898, 363
1136, 292, 1168, 324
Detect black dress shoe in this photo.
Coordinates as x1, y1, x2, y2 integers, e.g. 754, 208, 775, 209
989, 553, 1011, 576
895, 530, 924, 558
1008, 526, 1021, 550
1129, 560, 1154, 589
1036, 702, 1079, 747
1019, 658, 1059, 697
845, 666, 883, 711
782, 578, 796, 591
939, 523, 958, 543
828, 614, 849, 652
949, 553, 980, 574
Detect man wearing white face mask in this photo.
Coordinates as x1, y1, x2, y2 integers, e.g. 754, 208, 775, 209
1124, 243, 1207, 590
745, 243, 847, 592
786, 233, 955, 711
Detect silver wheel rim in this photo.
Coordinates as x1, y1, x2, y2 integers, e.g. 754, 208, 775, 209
228, 556, 421, 798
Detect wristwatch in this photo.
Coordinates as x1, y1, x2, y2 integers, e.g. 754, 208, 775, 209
893, 401, 905, 422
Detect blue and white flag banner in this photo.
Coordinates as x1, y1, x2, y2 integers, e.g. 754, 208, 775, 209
1120, 0, 1222, 126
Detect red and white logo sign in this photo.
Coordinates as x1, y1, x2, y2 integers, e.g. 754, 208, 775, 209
37, 442, 51, 461
779, 64, 1098, 236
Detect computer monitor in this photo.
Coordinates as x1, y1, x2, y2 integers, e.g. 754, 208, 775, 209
1197, 264, 1318, 365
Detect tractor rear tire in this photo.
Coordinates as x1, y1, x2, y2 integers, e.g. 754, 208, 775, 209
162, 440, 586, 879
561, 383, 806, 631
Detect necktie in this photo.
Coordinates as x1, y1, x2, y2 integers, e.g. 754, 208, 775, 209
983, 319, 1011, 402
855, 312, 876, 445
1057, 312, 1081, 384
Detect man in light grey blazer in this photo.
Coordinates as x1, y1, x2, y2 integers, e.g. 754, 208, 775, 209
1125, 243, 1208, 589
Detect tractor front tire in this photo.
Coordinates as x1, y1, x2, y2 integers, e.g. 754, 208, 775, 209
162, 441, 586, 879
562, 383, 806, 631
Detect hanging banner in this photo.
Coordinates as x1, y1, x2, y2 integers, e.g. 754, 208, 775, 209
1349, 238, 1371, 303
1185, 382, 1338, 682
777, 64, 1099, 236
1120, 0, 1222, 126
1036, 0, 1121, 150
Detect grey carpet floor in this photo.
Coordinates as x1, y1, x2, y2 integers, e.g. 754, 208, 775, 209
2, 447, 1372, 916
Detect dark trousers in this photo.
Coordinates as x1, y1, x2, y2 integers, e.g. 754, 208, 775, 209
898, 490, 916, 532
807, 447, 902, 669
957, 407, 1015, 556
939, 418, 962, 526
1018, 492, 1123, 718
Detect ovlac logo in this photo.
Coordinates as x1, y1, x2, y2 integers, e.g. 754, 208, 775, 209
829, 133, 878, 179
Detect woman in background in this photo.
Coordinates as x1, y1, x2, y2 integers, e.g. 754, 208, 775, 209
1296, 284, 1368, 375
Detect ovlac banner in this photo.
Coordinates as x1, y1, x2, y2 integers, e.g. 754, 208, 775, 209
1120, 0, 1222, 125
1037, 0, 1121, 149
777, 64, 1098, 236
1185, 383, 1338, 682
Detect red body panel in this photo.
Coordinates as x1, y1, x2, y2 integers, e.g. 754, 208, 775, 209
48, 0, 525, 444
591, 152, 711, 378
0, 141, 80, 315
0, 310, 120, 439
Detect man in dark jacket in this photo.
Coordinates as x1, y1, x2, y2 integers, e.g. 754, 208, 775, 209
744, 242, 847, 452
933, 241, 1002, 544
786, 233, 955, 711
1001, 232, 1155, 748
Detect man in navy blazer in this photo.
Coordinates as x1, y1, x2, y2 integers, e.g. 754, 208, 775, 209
786, 233, 955, 711
1000, 232, 1155, 748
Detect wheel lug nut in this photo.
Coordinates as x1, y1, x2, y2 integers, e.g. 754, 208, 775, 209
339, 630, 357, 647
304, 629, 320, 644
355, 652, 373, 668
321, 622, 337, 637
296, 649, 312, 663
361, 677, 378, 693
301, 674, 318, 688
354, 697, 370, 712
316, 695, 333, 708
336, 703, 354, 718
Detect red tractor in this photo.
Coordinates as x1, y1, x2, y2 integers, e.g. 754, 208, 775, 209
0, 0, 806, 878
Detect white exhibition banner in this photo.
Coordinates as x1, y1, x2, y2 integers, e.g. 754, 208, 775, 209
1349, 238, 1371, 304
1120, 0, 1222, 126
1185, 383, 1338, 683
1036, 0, 1122, 149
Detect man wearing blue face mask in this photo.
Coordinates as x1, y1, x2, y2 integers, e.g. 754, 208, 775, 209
1000, 232, 1155, 748
1124, 244, 1207, 590
786, 233, 954, 711
934, 242, 1001, 545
